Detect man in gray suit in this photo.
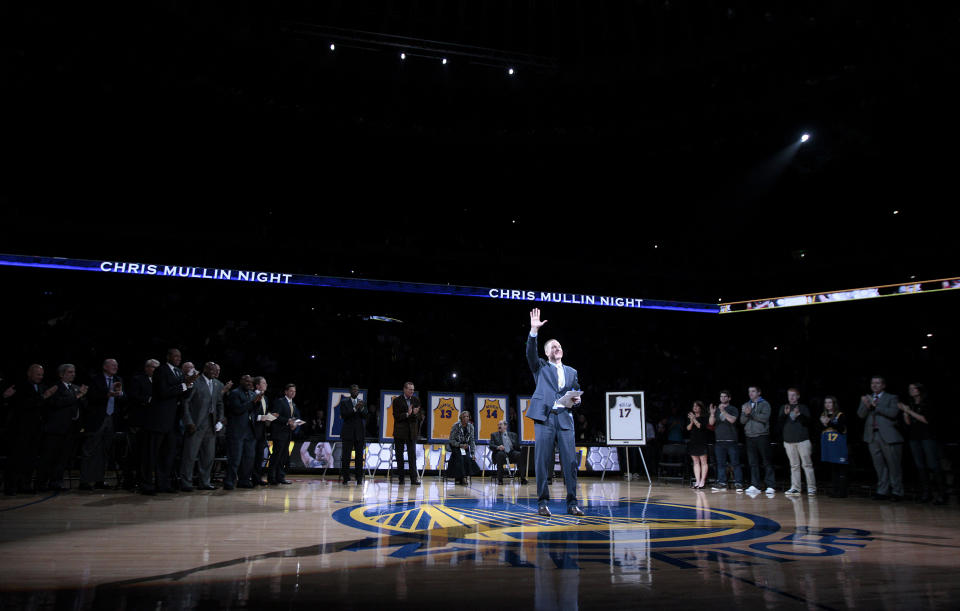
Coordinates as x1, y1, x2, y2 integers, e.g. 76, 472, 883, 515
858, 376, 904, 500
526, 308, 583, 517
179, 362, 224, 491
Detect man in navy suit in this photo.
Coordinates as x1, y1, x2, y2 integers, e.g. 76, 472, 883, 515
79, 358, 124, 490
526, 308, 584, 517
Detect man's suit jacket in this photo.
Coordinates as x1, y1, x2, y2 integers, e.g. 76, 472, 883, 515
339, 396, 367, 441
44, 381, 84, 435
271, 396, 299, 442
9, 379, 47, 438
125, 373, 152, 429
490, 431, 520, 454
858, 392, 903, 444
251, 395, 271, 441
83, 373, 124, 433
146, 363, 189, 433
183, 376, 224, 432
226, 388, 257, 440
392, 395, 424, 441
526, 334, 579, 430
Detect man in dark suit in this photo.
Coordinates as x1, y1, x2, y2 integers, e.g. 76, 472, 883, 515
339, 384, 367, 485
179, 362, 224, 491
490, 419, 528, 485
391, 381, 423, 485
225, 375, 258, 489
269, 383, 299, 485
858, 376, 905, 500
123, 358, 157, 491
79, 358, 124, 490
526, 308, 583, 517
249, 376, 276, 486
39, 364, 87, 491
142, 348, 195, 495
3, 364, 48, 495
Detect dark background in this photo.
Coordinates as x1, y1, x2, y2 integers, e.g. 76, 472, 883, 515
3, 2, 959, 451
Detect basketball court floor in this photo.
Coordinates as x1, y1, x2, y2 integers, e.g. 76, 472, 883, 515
1, 475, 958, 610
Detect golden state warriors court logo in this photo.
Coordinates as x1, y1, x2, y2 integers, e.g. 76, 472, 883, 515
332, 497, 780, 548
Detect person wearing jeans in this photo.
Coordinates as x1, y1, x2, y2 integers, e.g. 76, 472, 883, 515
709, 390, 743, 492
741, 385, 775, 494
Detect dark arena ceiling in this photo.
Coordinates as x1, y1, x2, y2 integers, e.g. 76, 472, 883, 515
5, 2, 959, 302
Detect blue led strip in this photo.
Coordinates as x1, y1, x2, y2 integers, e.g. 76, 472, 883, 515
0, 253, 720, 314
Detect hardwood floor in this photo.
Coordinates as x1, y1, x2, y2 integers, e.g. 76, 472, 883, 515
1, 476, 958, 609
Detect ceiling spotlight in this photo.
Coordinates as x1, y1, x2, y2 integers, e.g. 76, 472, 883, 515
893, 210, 900, 215
800, 133, 810, 143
773, 346, 779, 351
400, 52, 406, 60
329, 43, 335, 51
451, 372, 458, 379
922, 345, 928, 350
926, 333, 933, 337
508, 68, 515, 75
442, 58, 448, 65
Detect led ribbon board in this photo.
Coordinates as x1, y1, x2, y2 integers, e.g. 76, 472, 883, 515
719, 277, 960, 313
0, 253, 718, 313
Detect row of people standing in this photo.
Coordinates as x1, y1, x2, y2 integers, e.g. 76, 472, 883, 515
682, 378, 943, 503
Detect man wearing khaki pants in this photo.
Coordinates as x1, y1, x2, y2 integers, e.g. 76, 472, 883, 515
780, 388, 816, 496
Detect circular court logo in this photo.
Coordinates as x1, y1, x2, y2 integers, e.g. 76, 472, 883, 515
333, 497, 780, 548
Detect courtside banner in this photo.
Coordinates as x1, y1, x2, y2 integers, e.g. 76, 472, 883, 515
0, 253, 718, 313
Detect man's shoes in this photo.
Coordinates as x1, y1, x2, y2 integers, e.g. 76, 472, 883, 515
237, 482, 254, 489
455, 479, 465, 485
890, 495, 903, 502
785, 488, 801, 496
567, 506, 585, 517
254, 479, 268, 487
278, 479, 293, 485
93, 481, 110, 490
711, 483, 727, 492
199, 484, 217, 490
410, 479, 421, 485
745, 486, 760, 494
872, 493, 889, 501
342, 480, 351, 486
764, 487, 776, 495
356, 479, 363, 485
807, 488, 817, 497
78, 483, 94, 491
397, 479, 405, 485
222, 484, 235, 491
538, 506, 552, 517
520, 478, 529, 485
497, 478, 504, 485
180, 485, 194, 492
734, 484, 744, 493
141, 487, 157, 496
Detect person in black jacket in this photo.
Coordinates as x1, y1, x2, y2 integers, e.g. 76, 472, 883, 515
269, 383, 299, 485
39, 364, 87, 491
142, 349, 195, 494
3, 364, 48, 495
338, 384, 367, 485
781, 388, 816, 496
123, 359, 158, 491
224, 375, 258, 489
79, 359, 124, 490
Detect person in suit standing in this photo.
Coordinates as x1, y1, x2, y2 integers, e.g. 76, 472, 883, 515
269, 383, 299, 485
858, 376, 904, 500
179, 362, 224, 491
526, 308, 584, 517
79, 359, 124, 490
122, 359, 157, 491
391, 381, 423, 485
39, 364, 87, 491
490, 419, 528, 485
142, 349, 195, 495
339, 384, 367, 485
3, 364, 48, 495
225, 375, 258, 489
249, 376, 275, 486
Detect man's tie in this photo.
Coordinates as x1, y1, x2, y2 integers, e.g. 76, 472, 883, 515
873, 394, 879, 431
106, 376, 115, 415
